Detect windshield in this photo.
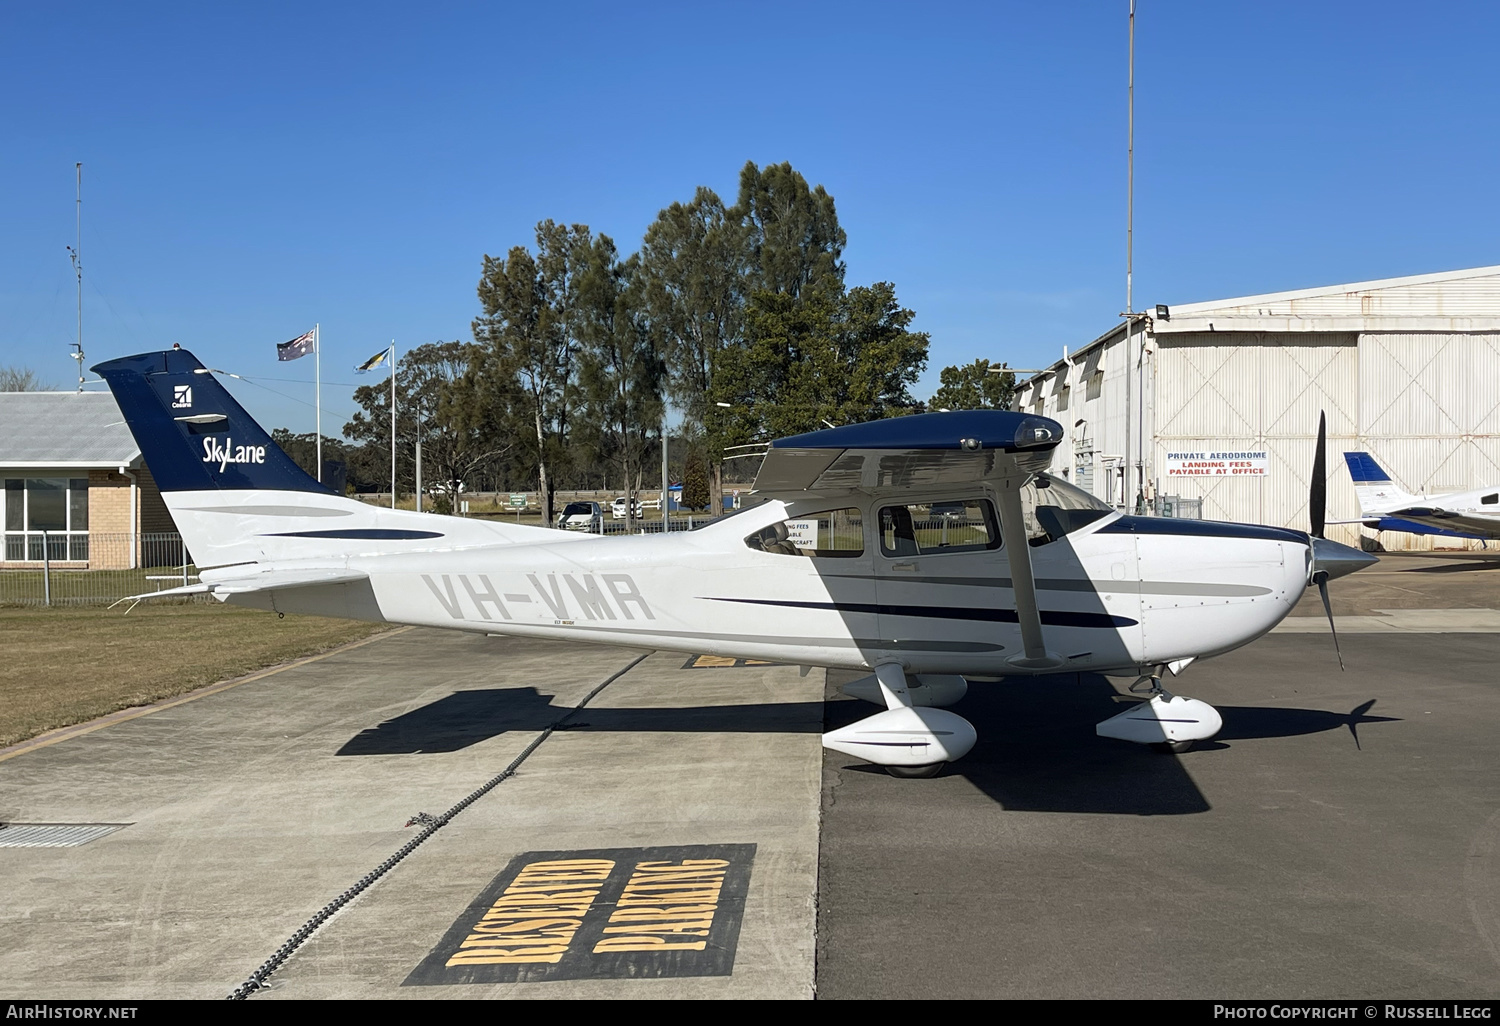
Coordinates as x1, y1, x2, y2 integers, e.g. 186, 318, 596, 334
562, 503, 594, 516
1034, 474, 1112, 512
1020, 473, 1113, 545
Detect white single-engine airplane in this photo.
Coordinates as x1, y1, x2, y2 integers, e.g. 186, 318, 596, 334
99, 349, 1378, 776
1342, 451, 1498, 543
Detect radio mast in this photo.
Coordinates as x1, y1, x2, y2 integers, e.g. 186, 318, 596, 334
67, 163, 84, 392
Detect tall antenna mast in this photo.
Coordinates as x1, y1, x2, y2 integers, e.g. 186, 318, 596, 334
1126, 1, 1135, 317
68, 162, 84, 392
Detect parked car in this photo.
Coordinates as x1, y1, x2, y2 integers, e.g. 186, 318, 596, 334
556, 501, 603, 531
611, 496, 643, 520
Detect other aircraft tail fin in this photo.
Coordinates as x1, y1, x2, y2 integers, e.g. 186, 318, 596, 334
1343, 452, 1417, 515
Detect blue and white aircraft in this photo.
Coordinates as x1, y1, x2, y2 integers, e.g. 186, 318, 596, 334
97, 349, 1378, 776
1343, 452, 1498, 543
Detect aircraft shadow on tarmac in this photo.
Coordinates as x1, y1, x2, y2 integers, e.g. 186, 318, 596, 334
336, 676, 1397, 816
335, 687, 823, 756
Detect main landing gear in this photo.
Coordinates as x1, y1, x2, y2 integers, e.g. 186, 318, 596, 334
1095, 668, 1223, 753
821, 664, 977, 778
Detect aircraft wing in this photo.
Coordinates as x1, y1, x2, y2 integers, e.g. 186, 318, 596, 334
751, 409, 1068, 668
1380, 506, 1500, 539
750, 410, 1064, 499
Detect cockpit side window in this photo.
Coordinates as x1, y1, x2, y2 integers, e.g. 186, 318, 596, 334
745, 507, 864, 557
878, 498, 1000, 557
1021, 473, 1113, 546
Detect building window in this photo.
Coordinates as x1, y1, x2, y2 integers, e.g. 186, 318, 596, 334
1086, 371, 1104, 401
1057, 385, 1070, 412
2, 478, 90, 562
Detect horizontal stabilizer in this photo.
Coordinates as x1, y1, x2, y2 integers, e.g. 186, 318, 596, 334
114, 566, 370, 608
200, 566, 370, 593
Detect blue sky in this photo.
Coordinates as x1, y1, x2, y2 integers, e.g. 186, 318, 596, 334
3, 1, 1498, 434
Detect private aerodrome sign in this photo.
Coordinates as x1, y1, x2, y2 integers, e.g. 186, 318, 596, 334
1164, 450, 1269, 477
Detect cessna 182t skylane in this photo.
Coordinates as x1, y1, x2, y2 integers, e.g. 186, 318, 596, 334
99, 349, 1378, 776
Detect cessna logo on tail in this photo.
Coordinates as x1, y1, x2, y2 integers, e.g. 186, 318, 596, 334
202, 436, 267, 471
172, 385, 193, 409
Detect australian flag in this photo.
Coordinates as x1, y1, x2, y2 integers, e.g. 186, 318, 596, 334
277, 329, 316, 361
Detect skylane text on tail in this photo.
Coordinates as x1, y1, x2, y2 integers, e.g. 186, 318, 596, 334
96, 348, 1377, 775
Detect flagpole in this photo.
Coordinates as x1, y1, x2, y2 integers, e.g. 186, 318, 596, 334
315, 323, 322, 483
390, 341, 397, 510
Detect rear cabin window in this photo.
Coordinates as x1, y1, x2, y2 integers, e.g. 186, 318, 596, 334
1483, 494, 1498, 505
745, 507, 864, 557
878, 498, 999, 557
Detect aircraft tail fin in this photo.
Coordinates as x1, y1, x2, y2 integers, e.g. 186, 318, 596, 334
1343, 452, 1417, 515
92, 348, 330, 496
93, 348, 544, 568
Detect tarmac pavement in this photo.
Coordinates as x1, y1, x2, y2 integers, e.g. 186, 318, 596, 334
0, 632, 823, 999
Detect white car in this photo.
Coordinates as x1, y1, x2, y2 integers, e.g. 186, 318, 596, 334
556, 501, 602, 531
611, 496, 643, 520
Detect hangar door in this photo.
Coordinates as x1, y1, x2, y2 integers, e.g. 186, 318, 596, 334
1152, 333, 1360, 545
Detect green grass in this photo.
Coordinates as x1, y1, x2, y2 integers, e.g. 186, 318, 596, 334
0, 604, 388, 748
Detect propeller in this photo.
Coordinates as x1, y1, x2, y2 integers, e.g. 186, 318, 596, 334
1309, 410, 1343, 669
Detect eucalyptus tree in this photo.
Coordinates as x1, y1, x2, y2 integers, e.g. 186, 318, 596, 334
732, 160, 847, 299
572, 235, 664, 528
718, 279, 928, 441
472, 244, 565, 522
345, 340, 507, 501
638, 186, 750, 514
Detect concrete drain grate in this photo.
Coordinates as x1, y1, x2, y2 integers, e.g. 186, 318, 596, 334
0, 823, 128, 848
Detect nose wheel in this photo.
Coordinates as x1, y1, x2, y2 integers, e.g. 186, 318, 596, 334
1096, 668, 1223, 751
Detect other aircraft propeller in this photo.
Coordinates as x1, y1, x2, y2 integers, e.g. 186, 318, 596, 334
1306, 410, 1379, 669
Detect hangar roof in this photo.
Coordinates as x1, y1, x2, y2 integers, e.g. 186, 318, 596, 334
1154, 263, 1500, 335
1013, 263, 1500, 400
0, 391, 142, 468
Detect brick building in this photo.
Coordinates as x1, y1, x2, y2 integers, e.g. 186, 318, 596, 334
0, 391, 177, 569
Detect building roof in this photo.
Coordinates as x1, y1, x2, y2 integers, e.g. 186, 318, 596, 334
1154, 263, 1500, 335
1014, 263, 1500, 397
0, 390, 142, 468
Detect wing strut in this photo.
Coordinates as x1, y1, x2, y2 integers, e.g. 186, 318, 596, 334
994, 477, 1063, 669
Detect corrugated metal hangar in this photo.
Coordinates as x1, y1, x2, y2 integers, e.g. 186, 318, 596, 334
1011, 264, 1500, 550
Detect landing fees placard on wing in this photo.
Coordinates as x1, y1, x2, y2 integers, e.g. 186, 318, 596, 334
1164, 450, 1269, 477
404, 844, 755, 985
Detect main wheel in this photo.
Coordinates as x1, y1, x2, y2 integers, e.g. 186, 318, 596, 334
886, 763, 944, 778
1150, 740, 1194, 754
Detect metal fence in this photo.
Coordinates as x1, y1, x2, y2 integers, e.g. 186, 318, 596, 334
0, 532, 200, 607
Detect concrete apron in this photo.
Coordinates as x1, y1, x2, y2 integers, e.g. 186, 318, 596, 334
0, 630, 822, 999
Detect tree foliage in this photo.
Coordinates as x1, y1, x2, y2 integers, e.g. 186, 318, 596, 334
928, 359, 1016, 411
280, 160, 946, 510
344, 340, 508, 499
